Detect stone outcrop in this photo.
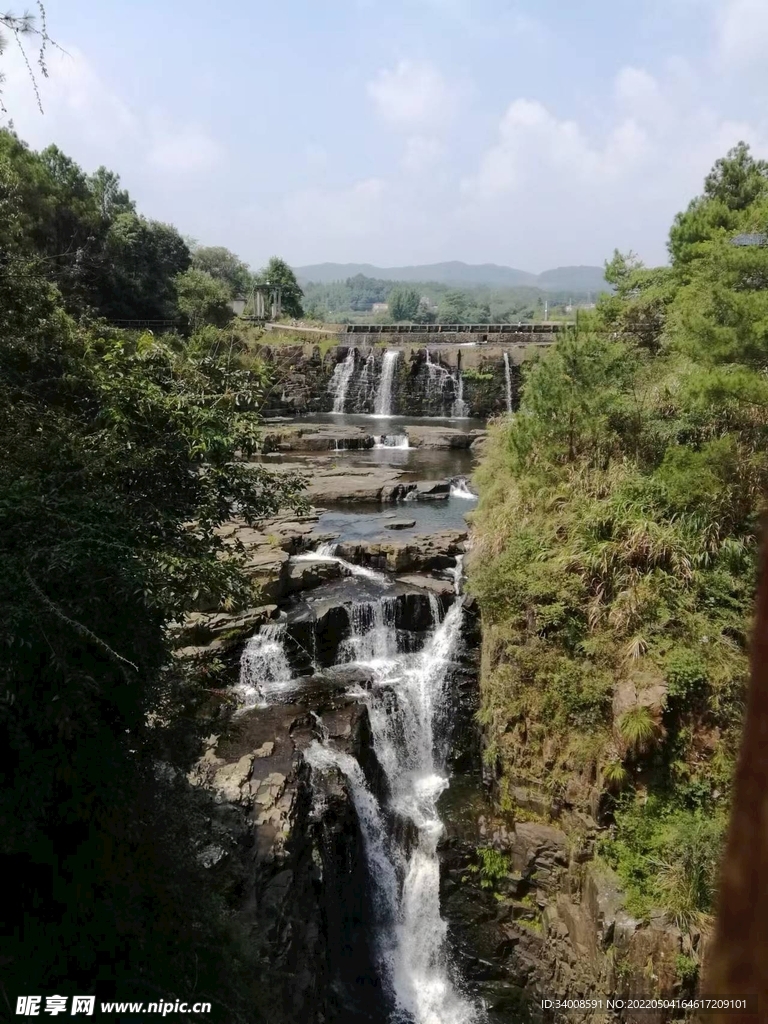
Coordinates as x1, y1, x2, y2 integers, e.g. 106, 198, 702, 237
253, 339, 523, 418
407, 426, 487, 449
262, 422, 487, 453
440, 806, 692, 1024
332, 529, 467, 574
188, 693, 391, 1024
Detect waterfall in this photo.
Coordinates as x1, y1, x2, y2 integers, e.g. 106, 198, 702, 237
503, 352, 513, 414
374, 350, 400, 417
236, 625, 294, 707
425, 350, 468, 419
451, 372, 468, 419
340, 597, 399, 663
449, 476, 477, 500
293, 542, 393, 586
424, 349, 453, 413
450, 554, 464, 596
309, 578, 481, 1024
357, 349, 378, 411
328, 349, 356, 414
304, 742, 400, 978
374, 434, 409, 449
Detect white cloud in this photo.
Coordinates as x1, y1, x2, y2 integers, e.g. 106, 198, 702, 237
367, 60, 457, 130
146, 125, 223, 173
716, 0, 768, 67
401, 135, 443, 173
456, 58, 768, 266
1, 45, 223, 177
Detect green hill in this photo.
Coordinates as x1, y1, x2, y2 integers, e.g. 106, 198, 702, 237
294, 260, 609, 293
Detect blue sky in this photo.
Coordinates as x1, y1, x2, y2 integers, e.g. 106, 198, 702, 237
3, 0, 768, 272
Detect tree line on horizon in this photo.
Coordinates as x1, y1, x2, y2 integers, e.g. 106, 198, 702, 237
300, 273, 597, 324
0, 129, 305, 329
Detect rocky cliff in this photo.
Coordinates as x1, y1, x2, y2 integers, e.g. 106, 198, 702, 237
254, 341, 525, 419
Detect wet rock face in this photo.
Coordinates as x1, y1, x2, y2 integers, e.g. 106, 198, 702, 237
189, 696, 391, 1024
333, 529, 467, 574
440, 799, 689, 1024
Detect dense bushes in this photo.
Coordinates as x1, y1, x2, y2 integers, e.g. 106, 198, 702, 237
0, 136, 305, 1014
469, 143, 768, 930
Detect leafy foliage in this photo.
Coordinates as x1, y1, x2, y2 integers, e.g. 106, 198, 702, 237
469, 141, 768, 927
0, 133, 305, 1016
176, 266, 234, 330
467, 847, 511, 890
618, 707, 658, 754
258, 256, 304, 318
388, 286, 421, 322
599, 798, 727, 928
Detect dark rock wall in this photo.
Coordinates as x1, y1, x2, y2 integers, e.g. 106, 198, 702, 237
189, 700, 391, 1024
258, 343, 525, 419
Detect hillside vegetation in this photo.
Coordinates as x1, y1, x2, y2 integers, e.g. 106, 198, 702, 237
0, 130, 305, 1017
469, 142, 768, 933
301, 274, 592, 324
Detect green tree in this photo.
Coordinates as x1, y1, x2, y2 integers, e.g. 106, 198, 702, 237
437, 289, 469, 323
388, 286, 421, 322
668, 143, 768, 266
0, 168, 304, 1011
469, 141, 768, 933
703, 141, 768, 210
258, 256, 304, 317
191, 245, 253, 297
89, 165, 135, 221
100, 213, 191, 321
176, 267, 234, 331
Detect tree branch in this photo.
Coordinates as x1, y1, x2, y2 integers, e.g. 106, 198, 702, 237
24, 569, 139, 677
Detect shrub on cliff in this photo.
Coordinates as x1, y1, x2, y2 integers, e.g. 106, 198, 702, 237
469, 142, 768, 928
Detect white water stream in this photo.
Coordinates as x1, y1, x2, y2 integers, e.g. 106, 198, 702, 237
328, 349, 356, 414
449, 477, 478, 501
374, 434, 409, 449
306, 561, 482, 1024
293, 542, 393, 586
236, 625, 296, 707
503, 352, 513, 414
374, 350, 400, 417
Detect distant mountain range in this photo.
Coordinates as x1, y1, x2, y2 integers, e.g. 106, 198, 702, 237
293, 261, 609, 293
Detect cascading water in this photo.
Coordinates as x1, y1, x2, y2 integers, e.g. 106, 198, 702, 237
503, 351, 513, 414
451, 372, 469, 419
375, 434, 409, 449
425, 350, 468, 420
374, 350, 400, 417
340, 597, 399, 663
328, 349, 356, 413
424, 350, 453, 414
450, 476, 477, 500
357, 349, 378, 411
293, 542, 393, 585
236, 625, 295, 707
308, 562, 482, 1024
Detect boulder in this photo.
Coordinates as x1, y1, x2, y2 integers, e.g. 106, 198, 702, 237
333, 530, 467, 573
396, 574, 455, 596
407, 426, 484, 449
414, 480, 451, 501
386, 519, 417, 530
283, 557, 341, 594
